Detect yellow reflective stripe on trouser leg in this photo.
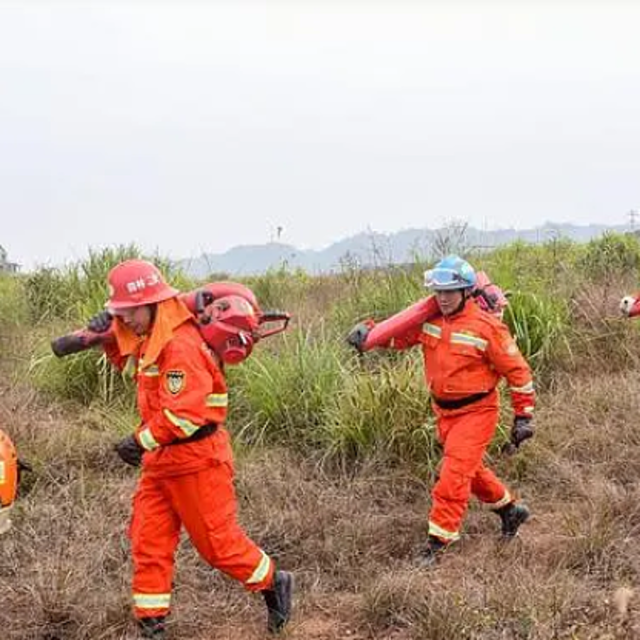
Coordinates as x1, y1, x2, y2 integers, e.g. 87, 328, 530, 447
163, 409, 200, 437
510, 381, 534, 394
487, 490, 512, 510
133, 593, 171, 610
428, 521, 460, 542
246, 550, 272, 585
138, 427, 160, 451
206, 393, 229, 408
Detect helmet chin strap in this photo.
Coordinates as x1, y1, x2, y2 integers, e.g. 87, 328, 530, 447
446, 289, 471, 316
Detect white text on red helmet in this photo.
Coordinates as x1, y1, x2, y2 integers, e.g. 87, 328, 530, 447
126, 273, 160, 294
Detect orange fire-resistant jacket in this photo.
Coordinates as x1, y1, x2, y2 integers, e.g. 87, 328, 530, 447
391, 299, 535, 417
104, 298, 231, 476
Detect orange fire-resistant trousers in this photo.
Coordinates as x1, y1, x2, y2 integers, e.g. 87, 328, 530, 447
129, 460, 274, 619
428, 405, 512, 543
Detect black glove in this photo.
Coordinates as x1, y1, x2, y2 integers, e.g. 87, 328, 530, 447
511, 416, 534, 449
87, 310, 113, 334
115, 435, 144, 467
346, 322, 371, 353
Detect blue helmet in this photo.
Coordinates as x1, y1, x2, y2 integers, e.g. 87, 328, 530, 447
424, 255, 477, 291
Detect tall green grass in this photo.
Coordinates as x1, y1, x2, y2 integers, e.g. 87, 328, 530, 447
0, 273, 29, 375
0, 273, 27, 331
579, 232, 640, 283
243, 265, 314, 311
330, 261, 426, 336
504, 291, 571, 374
474, 238, 581, 295
321, 353, 438, 473
29, 346, 134, 406
228, 325, 344, 448
13, 234, 640, 463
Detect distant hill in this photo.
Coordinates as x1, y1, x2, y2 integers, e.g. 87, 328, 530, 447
177, 222, 631, 278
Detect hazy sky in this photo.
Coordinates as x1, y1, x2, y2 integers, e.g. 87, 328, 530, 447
1, 2, 639, 269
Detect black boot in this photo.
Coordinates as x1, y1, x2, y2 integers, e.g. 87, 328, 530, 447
262, 570, 294, 634
496, 502, 530, 538
138, 616, 166, 638
415, 535, 448, 568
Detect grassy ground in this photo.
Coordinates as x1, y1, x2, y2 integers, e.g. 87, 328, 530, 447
2, 372, 640, 639
2, 236, 640, 639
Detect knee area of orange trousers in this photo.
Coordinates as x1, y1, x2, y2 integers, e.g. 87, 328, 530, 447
130, 465, 275, 597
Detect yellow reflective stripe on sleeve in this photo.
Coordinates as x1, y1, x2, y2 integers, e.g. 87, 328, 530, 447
523, 406, 534, 415
246, 550, 272, 585
428, 521, 460, 542
163, 409, 200, 437
0, 460, 5, 483
422, 323, 442, 339
206, 393, 229, 408
138, 427, 160, 451
133, 593, 171, 610
510, 381, 534, 394
450, 332, 488, 351
142, 365, 160, 377
487, 490, 512, 510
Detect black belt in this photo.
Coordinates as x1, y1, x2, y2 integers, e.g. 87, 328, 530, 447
166, 423, 218, 446
431, 391, 491, 410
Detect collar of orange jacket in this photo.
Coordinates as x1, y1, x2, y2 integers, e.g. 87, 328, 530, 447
112, 297, 193, 367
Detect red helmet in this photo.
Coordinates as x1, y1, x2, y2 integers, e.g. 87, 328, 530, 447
0, 429, 18, 535
621, 294, 640, 318
106, 260, 179, 310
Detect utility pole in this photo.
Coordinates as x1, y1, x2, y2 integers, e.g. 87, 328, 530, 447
628, 209, 639, 231
269, 225, 284, 243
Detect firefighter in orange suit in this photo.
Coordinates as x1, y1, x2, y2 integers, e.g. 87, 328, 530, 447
0, 429, 19, 536
348, 255, 535, 566
88, 259, 293, 638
